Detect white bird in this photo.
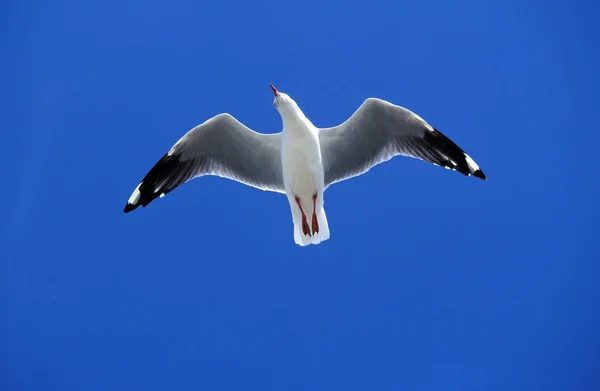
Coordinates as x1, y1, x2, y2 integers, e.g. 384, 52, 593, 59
124, 84, 486, 246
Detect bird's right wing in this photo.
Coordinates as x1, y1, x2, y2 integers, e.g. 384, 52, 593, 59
124, 113, 284, 213
319, 98, 486, 188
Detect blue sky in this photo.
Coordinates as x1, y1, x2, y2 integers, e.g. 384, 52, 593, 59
2, 0, 599, 390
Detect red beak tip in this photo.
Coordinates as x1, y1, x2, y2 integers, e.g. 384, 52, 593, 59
270, 83, 279, 95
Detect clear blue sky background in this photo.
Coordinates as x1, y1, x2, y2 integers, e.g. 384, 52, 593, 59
2, 0, 599, 390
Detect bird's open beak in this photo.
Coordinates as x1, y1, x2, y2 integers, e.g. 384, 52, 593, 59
270, 83, 279, 96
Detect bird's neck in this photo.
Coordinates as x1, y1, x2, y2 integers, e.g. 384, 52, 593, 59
281, 109, 314, 136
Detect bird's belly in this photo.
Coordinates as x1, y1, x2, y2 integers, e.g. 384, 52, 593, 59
286, 163, 318, 194
282, 136, 323, 197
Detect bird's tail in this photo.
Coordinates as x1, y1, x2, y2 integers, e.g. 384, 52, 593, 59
293, 206, 330, 246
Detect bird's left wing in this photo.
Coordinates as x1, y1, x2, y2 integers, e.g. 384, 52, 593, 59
124, 113, 284, 213
319, 98, 486, 188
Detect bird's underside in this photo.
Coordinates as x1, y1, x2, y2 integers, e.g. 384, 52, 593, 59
123, 93, 486, 246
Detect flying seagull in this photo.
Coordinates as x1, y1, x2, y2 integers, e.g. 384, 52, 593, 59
124, 85, 486, 246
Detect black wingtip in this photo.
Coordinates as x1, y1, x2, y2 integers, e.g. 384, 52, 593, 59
473, 169, 486, 180
122, 151, 189, 214
426, 128, 487, 181
123, 203, 137, 213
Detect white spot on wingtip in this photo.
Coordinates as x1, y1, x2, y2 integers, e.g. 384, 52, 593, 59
159, 193, 165, 198
128, 183, 142, 205
465, 154, 479, 172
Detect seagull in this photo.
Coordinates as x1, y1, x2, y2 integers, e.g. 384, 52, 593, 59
124, 84, 486, 246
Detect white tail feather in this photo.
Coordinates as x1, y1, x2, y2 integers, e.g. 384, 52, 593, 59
293, 206, 330, 246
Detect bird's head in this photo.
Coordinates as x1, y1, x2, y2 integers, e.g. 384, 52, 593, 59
270, 84, 301, 118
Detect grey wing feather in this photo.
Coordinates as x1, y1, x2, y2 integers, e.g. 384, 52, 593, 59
319, 98, 486, 188
124, 113, 284, 213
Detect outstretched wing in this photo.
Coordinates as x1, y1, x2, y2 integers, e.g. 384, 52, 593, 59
124, 113, 284, 213
319, 98, 486, 187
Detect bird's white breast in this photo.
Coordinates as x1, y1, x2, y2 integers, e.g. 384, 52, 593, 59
281, 120, 324, 197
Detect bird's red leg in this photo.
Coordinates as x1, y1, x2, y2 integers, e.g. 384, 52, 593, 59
311, 193, 319, 234
295, 196, 311, 236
